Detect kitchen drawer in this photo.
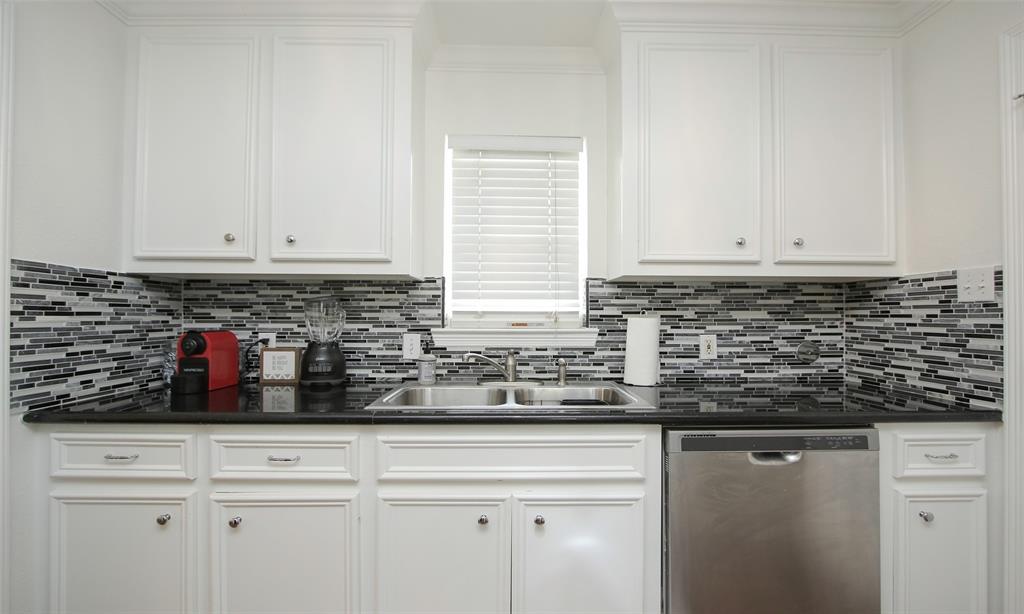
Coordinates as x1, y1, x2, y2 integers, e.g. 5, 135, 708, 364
50, 433, 196, 479
376, 434, 647, 481
209, 435, 358, 481
894, 434, 986, 478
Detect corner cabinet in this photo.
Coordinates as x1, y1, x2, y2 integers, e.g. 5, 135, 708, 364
122, 26, 419, 278
609, 31, 902, 279
878, 424, 1001, 614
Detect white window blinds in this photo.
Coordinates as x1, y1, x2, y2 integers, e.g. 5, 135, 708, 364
445, 136, 585, 328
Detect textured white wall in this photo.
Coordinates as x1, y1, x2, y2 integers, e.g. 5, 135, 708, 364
10, 2, 126, 271
903, 1, 1024, 274
423, 47, 608, 278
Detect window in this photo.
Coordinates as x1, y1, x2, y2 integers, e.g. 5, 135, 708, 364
443, 135, 587, 333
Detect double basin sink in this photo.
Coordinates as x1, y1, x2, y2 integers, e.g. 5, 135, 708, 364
368, 383, 654, 411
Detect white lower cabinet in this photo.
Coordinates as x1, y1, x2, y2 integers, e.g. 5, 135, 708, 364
893, 489, 988, 614
514, 496, 645, 614
880, 424, 1000, 614
50, 492, 196, 614
210, 493, 358, 614
376, 496, 511, 614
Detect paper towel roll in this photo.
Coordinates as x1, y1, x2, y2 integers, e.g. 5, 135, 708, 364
624, 314, 660, 386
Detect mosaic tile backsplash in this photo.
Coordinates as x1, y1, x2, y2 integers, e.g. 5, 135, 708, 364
845, 269, 1004, 409
7, 259, 1005, 412
9, 260, 181, 412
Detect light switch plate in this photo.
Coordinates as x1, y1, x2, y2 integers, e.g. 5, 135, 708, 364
402, 333, 422, 360
699, 334, 718, 360
957, 266, 996, 302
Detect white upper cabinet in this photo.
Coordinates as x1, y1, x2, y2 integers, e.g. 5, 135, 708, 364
774, 44, 897, 264
609, 30, 902, 279
270, 34, 397, 262
131, 35, 259, 261
124, 24, 418, 277
634, 39, 763, 264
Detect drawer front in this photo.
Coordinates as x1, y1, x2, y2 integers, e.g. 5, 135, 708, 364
377, 435, 647, 481
895, 434, 986, 478
209, 435, 358, 481
51, 433, 196, 479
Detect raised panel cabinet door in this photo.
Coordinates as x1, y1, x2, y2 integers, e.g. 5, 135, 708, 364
132, 34, 258, 260
50, 493, 195, 614
638, 41, 762, 263
774, 45, 897, 263
270, 34, 394, 261
893, 489, 987, 614
514, 495, 646, 614
211, 494, 357, 614
376, 496, 511, 614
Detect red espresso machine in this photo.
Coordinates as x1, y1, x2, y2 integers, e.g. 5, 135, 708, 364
174, 330, 239, 393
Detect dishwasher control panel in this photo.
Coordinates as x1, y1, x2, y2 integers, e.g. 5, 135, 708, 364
672, 429, 878, 452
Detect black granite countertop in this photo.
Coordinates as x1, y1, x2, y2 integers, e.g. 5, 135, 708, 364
20, 379, 1003, 426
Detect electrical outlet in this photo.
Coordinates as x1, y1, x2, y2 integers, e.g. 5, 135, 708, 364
699, 334, 718, 360
402, 333, 422, 360
699, 401, 718, 413
957, 266, 996, 302
257, 332, 277, 348
699, 334, 718, 359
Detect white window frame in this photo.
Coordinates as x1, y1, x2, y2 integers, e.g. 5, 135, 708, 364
432, 134, 597, 350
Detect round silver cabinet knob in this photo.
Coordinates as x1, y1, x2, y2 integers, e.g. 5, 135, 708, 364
228, 516, 242, 528
156, 514, 171, 526
224, 233, 236, 243
534, 515, 546, 526
919, 511, 934, 523
735, 237, 746, 247
478, 515, 489, 525
793, 237, 805, 247
286, 235, 296, 244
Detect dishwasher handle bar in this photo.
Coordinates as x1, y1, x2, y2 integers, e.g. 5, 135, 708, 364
748, 451, 803, 465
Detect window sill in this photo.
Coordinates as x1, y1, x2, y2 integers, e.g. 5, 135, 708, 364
430, 327, 599, 350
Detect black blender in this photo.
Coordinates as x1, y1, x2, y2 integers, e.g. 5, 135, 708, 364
299, 296, 347, 386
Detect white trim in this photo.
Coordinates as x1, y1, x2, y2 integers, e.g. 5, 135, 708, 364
428, 45, 605, 76
96, 0, 422, 27
0, 3, 12, 611
609, 0, 951, 38
430, 327, 599, 350
1001, 21, 1024, 614
447, 135, 584, 153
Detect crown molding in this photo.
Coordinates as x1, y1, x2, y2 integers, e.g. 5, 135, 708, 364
428, 45, 605, 75
96, 0, 424, 27
609, 0, 951, 38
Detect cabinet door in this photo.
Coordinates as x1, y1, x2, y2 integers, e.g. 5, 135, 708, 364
270, 34, 395, 262
514, 495, 645, 614
51, 493, 195, 614
211, 494, 357, 614
774, 44, 897, 263
637, 40, 762, 263
131, 34, 258, 260
376, 496, 510, 614
893, 489, 987, 614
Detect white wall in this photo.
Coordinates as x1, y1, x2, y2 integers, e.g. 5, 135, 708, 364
903, 0, 1024, 274
423, 45, 608, 278
10, 2, 126, 271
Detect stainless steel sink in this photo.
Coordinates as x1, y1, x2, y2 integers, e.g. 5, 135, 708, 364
513, 385, 637, 407
368, 383, 653, 411
375, 386, 505, 407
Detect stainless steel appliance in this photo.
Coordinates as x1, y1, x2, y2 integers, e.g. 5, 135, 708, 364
665, 428, 880, 614
299, 296, 346, 386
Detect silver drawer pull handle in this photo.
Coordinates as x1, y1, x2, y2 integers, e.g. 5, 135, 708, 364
534, 515, 545, 526
228, 516, 242, 528
156, 514, 171, 526
919, 511, 935, 523
103, 453, 139, 462
478, 515, 489, 525
924, 452, 960, 462
267, 455, 301, 463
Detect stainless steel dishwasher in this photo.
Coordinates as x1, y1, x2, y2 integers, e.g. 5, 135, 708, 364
665, 429, 880, 614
